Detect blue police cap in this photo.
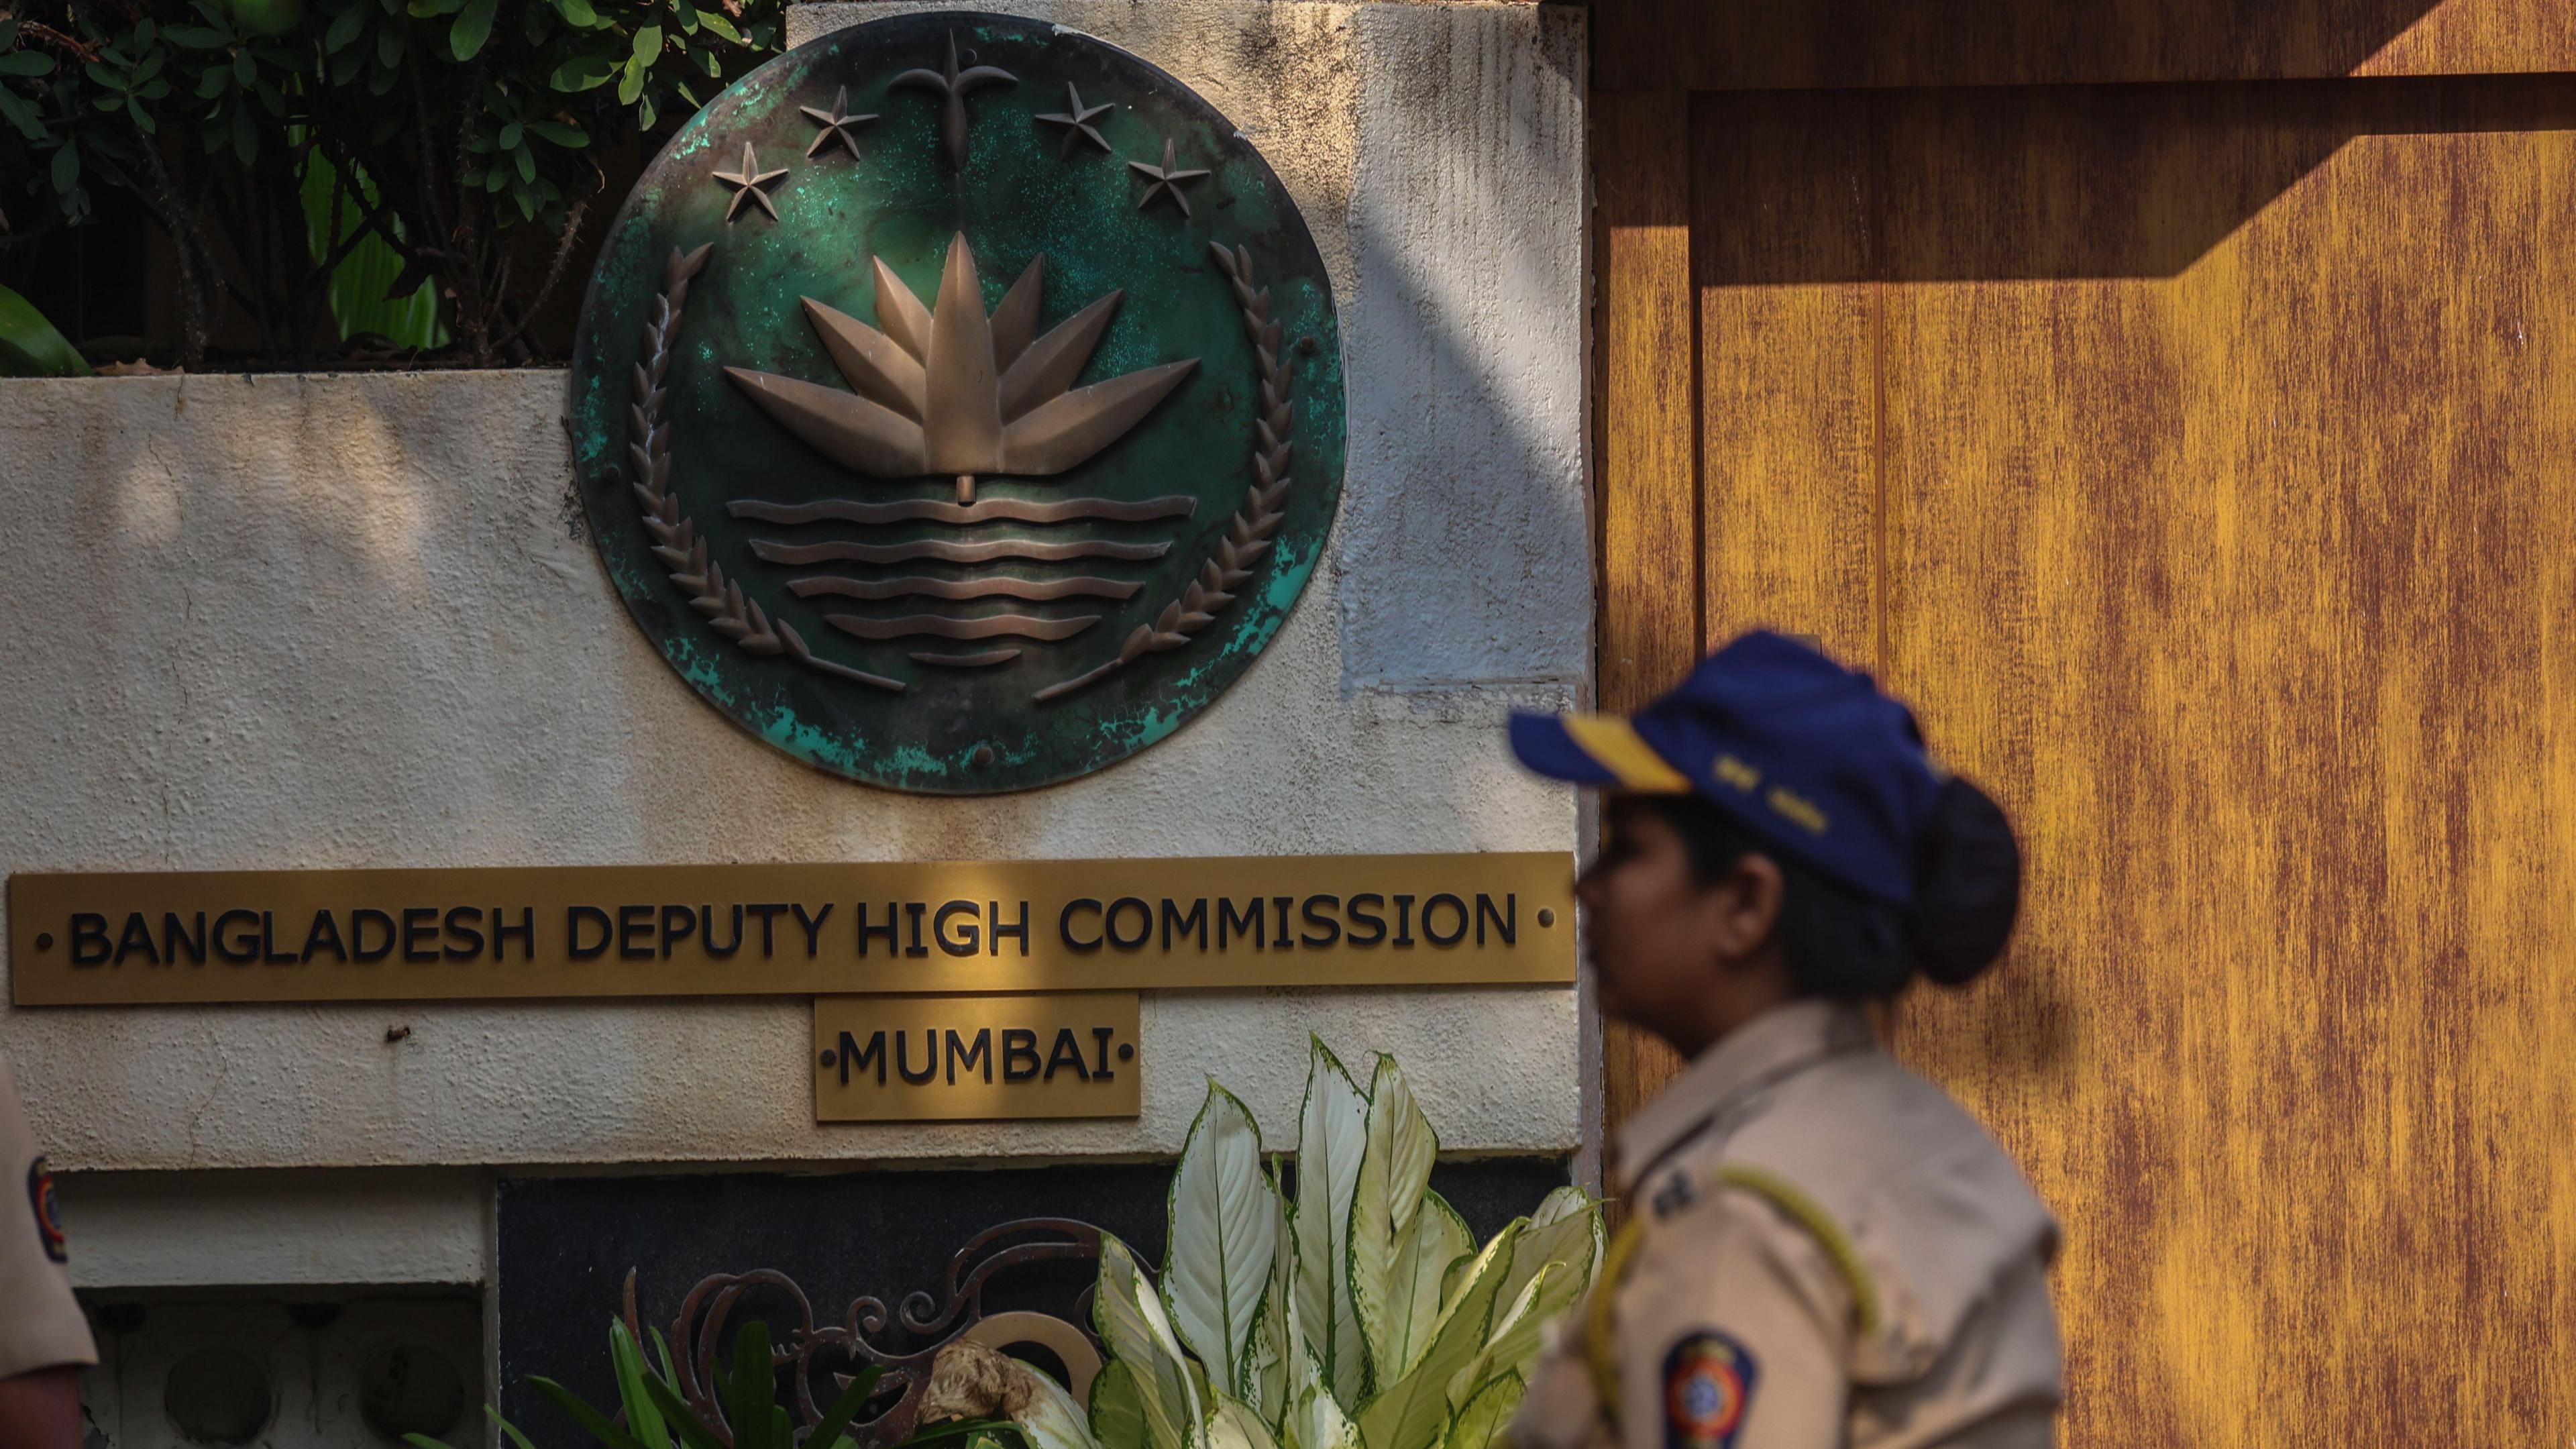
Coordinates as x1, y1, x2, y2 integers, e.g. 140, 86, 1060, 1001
1509, 631, 1943, 906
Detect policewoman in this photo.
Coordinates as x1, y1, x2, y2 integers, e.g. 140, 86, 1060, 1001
1506, 632, 2061, 1449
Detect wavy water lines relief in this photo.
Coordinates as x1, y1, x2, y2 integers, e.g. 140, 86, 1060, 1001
731, 484, 1194, 666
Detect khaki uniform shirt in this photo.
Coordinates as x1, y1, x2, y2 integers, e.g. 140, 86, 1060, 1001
1515, 1002, 2060, 1449
0, 1053, 95, 1380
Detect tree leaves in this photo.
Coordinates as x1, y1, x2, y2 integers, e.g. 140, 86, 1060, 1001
616, 23, 660, 103
452, 0, 498, 51
0, 0, 784, 342
549, 52, 617, 91
321, 3, 369, 53
0, 284, 92, 378
448, 0, 499, 60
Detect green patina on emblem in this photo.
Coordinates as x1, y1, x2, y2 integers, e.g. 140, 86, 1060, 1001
569, 11, 1346, 793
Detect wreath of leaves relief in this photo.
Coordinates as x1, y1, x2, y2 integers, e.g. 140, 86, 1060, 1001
1035, 243, 1295, 704
629, 240, 1295, 704
628, 245, 906, 694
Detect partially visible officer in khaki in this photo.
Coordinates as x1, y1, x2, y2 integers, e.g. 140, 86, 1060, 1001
1505, 631, 2060, 1449
0, 1052, 95, 1449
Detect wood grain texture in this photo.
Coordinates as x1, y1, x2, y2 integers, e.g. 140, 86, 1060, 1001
1693, 91, 1883, 669
1593, 90, 1699, 1197
1637, 71, 2576, 1442
1595, 0, 2576, 93
1882, 77, 2576, 1446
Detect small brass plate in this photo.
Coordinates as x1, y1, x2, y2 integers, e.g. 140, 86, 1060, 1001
8, 852, 1574, 1006
814, 992, 1140, 1122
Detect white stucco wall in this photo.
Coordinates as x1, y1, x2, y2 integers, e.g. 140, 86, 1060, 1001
0, 0, 1586, 1271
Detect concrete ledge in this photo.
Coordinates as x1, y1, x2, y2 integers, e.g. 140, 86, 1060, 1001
60, 1166, 490, 1288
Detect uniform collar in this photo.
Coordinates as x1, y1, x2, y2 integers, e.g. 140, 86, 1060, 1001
1613, 998, 1878, 1193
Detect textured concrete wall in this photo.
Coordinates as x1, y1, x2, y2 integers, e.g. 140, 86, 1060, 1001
0, 0, 1584, 1248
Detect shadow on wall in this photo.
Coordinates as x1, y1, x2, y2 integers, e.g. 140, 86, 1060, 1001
1594, 0, 2467, 91
1334, 5, 1591, 696
1691, 72, 2576, 285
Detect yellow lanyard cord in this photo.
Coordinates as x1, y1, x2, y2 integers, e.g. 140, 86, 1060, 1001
1581, 1165, 1880, 1432
1584, 1215, 1650, 1423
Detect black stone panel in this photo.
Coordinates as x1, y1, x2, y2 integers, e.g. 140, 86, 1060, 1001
496, 1157, 1571, 1436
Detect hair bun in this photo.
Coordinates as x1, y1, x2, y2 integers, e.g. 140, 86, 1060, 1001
1905, 776, 2021, 985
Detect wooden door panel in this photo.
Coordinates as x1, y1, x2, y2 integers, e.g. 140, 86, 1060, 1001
1876, 80, 2576, 1446
1599, 72, 2576, 1442
1595, 0, 2576, 93
1595, 91, 1703, 1183
1692, 90, 1884, 670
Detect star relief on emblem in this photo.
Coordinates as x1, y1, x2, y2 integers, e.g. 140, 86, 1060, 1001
1036, 81, 1114, 156
802, 86, 877, 160
1130, 136, 1210, 217
712, 142, 788, 223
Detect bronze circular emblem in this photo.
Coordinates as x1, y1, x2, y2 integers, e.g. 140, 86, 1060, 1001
570, 11, 1345, 792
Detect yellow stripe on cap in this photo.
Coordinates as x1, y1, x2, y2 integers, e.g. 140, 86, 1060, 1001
1562, 714, 1693, 793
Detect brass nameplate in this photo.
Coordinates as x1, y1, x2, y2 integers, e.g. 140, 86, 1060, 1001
814, 993, 1140, 1122
7, 853, 1574, 1006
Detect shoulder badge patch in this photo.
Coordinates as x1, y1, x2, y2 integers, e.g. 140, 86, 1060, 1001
26, 1154, 65, 1264
1663, 1332, 1756, 1449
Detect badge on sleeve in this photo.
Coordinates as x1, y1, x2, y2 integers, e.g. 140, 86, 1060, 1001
1662, 1332, 1756, 1449
26, 1155, 66, 1264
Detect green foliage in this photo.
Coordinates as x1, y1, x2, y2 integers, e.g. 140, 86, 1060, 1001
404, 1317, 896, 1449
967, 1042, 1605, 1449
298, 142, 442, 348
0, 0, 782, 364
0, 280, 90, 375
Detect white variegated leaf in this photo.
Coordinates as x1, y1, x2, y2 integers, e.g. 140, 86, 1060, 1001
1440, 1372, 1525, 1449
1291, 1348, 1364, 1449
1291, 1038, 1371, 1406
1529, 1185, 1605, 1284
1350, 1055, 1439, 1389
1167, 1082, 1280, 1399
1244, 1161, 1295, 1425
1004, 1352, 1108, 1449
1529, 1185, 1590, 1230
1445, 1260, 1584, 1417
1498, 1190, 1600, 1316
1207, 1394, 1283, 1449
1095, 1234, 1204, 1449
1091, 1360, 1159, 1449
1379, 1191, 1472, 1381
1353, 1223, 1520, 1449
1142, 1270, 1212, 1436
